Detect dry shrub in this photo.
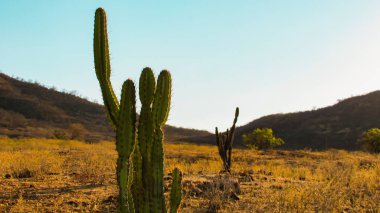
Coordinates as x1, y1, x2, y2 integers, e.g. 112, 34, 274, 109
196, 175, 240, 212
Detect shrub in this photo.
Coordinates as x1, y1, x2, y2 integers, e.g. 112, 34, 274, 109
243, 128, 284, 150
53, 129, 68, 140
357, 128, 380, 153
69, 123, 88, 140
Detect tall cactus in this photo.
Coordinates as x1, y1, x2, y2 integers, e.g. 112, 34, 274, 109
93, 8, 182, 213
215, 107, 239, 173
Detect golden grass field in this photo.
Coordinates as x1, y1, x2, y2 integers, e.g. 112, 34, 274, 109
0, 138, 379, 212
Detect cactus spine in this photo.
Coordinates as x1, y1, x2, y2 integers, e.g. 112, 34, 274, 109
215, 107, 239, 173
93, 8, 182, 213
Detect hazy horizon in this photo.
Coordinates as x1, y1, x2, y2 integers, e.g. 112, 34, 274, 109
1, 1, 380, 131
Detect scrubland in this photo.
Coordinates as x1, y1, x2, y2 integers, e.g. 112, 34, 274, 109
0, 138, 379, 212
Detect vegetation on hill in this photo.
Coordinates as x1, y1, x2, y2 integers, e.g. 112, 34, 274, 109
237, 91, 380, 150
0, 72, 113, 141
2, 71, 380, 151
0, 72, 211, 142
190, 91, 380, 150
243, 128, 284, 150
358, 128, 380, 153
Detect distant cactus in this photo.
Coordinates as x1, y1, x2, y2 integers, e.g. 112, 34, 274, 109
215, 107, 239, 173
93, 8, 182, 212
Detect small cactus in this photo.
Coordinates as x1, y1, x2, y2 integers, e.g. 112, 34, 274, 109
93, 7, 182, 212
170, 168, 183, 213
215, 107, 239, 173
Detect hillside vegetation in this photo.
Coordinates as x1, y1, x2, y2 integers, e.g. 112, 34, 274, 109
2, 72, 380, 150
237, 91, 380, 150
191, 91, 380, 150
0, 73, 211, 142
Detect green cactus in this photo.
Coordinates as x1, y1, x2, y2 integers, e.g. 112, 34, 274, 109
116, 79, 137, 211
170, 168, 182, 213
215, 107, 239, 173
93, 8, 182, 213
93, 8, 119, 127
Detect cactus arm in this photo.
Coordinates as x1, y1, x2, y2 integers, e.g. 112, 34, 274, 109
151, 70, 172, 212
216, 127, 227, 172
116, 80, 137, 212
225, 129, 230, 151
228, 107, 239, 145
215, 127, 222, 158
215, 127, 219, 145
94, 8, 119, 127
226, 107, 239, 171
139, 67, 156, 107
152, 70, 172, 126
117, 80, 136, 161
138, 67, 156, 212
169, 168, 182, 213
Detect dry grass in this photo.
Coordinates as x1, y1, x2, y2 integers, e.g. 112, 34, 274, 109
0, 138, 379, 212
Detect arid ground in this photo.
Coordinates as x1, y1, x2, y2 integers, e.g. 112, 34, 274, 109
0, 138, 379, 212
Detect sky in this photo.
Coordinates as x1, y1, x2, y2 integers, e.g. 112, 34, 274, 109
1, 1, 380, 132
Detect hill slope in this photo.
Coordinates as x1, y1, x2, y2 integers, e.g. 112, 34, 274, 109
0, 73, 211, 141
2, 72, 379, 150
190, 91, 380, 150
240, 91, 380, 150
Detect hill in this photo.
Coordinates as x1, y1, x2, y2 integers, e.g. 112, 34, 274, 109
239, 91, 380, 150
190, 91, 380, 150
0, 72, 211, 142
2, 72, 379, 150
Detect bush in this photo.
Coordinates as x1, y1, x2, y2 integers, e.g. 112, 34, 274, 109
243, 128, 284, 150
69, 123, 88, 140
53, 129, 68, 140
357, 128, 380, 153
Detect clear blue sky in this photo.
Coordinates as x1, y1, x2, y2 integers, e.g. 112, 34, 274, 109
1, 1, 380, 132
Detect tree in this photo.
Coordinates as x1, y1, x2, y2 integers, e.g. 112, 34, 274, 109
243, 128, 284, 150
357, 128, 380, 153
